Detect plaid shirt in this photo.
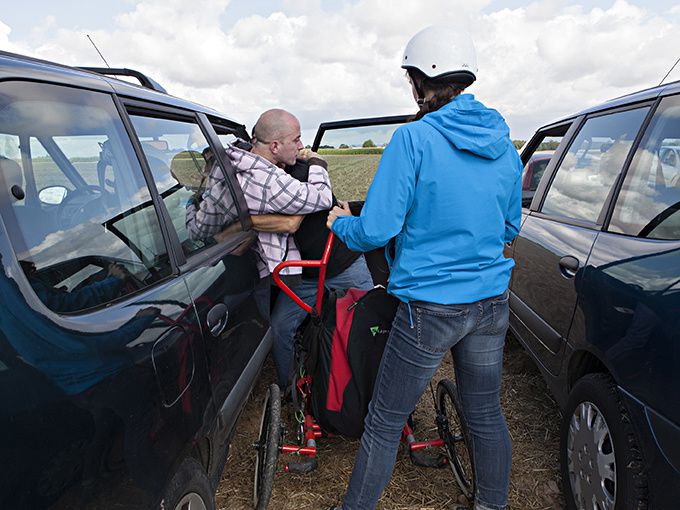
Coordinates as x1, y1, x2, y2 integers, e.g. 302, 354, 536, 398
186, 144, 332, 277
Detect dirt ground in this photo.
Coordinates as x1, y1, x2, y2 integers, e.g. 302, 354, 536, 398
216, 334, 565, 510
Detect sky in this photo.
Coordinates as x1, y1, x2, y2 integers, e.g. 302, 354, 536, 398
1, 0, 680, 141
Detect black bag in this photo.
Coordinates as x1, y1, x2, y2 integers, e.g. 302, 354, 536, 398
299, 286, 399, 438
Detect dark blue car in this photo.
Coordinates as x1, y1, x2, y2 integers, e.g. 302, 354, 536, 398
511, 80, 680, 509
0, 52, 271, 509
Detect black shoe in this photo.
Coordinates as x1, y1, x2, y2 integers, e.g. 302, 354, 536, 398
329, 506, 342, 510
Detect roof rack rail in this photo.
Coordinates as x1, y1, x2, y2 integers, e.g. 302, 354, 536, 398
78, 67, 167, 93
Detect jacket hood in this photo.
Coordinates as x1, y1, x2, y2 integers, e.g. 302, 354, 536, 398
422, 94, 511, 160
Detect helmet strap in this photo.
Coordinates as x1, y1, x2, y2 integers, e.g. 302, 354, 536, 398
408, 69, 427, 107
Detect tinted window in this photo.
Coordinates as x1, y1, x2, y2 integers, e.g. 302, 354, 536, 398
542, 108, 649, 223
610, 95, 680, 239
129, 114, 243, 258
0, 82, 172, 313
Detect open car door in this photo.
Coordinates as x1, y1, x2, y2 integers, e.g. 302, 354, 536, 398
311, 115, 411, 285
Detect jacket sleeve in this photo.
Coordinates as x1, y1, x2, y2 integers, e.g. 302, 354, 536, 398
264, 157, 333, 215
504, 158, 523, 243
332, 128, 416, 252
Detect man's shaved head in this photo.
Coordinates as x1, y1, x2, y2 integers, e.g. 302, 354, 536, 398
250, 108, 303, 167
252, 109, 298, 145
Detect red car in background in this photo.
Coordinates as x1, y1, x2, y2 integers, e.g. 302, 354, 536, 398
521, 151, 553, 207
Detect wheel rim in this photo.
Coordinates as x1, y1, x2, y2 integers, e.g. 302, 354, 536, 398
253, 390, 271, 506
566, 401, 616, 510
438, 389, 473, 498
174, 492, 208, 510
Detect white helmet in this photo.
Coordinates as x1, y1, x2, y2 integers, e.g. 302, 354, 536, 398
401, 25, 477, 86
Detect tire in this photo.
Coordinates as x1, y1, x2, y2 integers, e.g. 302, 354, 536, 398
158, 457, 214, 510
561, 373, 647, 510
253, 384, 281, 510
436, 379, 475, 501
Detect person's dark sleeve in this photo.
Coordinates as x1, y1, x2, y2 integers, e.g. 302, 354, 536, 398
36, 276, 123, 313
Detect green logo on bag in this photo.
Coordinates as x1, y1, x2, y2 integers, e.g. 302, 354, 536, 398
370, 325, 389, 336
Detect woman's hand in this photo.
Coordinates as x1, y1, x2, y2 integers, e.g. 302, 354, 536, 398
327, 201, 352, 229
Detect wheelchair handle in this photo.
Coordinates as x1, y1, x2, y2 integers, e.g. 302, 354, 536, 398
272, 232, 335, 315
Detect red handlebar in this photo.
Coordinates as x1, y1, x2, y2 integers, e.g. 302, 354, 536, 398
272, 232, 335, 315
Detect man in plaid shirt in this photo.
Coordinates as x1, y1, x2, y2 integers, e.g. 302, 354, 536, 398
186, 109, 373, 389
186, 109, 332, 279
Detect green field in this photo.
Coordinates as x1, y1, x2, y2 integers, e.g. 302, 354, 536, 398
324, 153, 382, 202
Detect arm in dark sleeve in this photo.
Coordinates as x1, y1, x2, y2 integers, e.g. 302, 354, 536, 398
36, 276, 123, 313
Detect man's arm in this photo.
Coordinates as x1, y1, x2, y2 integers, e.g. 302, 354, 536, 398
251, 214, 303, 233
185, 166, 239, 240
264, 157, 333, 215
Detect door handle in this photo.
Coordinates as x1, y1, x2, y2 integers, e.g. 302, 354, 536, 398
559, 256, 580, 278
207, 303, 229, 337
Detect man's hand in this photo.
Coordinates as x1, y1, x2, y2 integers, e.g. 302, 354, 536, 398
327, 201, 352, 229
298, 148, 322, 162
251, 214, 304, 233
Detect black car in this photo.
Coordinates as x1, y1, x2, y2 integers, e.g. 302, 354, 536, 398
511, 80, 680, 509
0, 52, 270, 509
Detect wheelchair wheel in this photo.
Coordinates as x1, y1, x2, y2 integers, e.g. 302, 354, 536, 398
436, 378, 475, 501
253, 384, 281, 510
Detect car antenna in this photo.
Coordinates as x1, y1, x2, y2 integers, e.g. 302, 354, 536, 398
86, 34, 111, 68
658, 56, 680, 86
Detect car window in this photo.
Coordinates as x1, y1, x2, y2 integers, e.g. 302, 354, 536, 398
519, 128, 567, 208
313, 123, 403, 201
0, 81, 172, 313
128, 113, 243, 258
610, 95, 680, 240
529, 158, 550, 190
541, 107, 650, 223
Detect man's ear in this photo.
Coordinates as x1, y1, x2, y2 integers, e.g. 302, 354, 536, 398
269, 140, 280, 155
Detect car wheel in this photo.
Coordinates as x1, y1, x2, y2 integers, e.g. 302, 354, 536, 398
561, 373, 647, 510
158, 457, 214, 510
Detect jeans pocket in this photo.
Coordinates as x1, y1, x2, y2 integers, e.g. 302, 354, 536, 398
490, 290, 510, 335
414, 303, 468, 354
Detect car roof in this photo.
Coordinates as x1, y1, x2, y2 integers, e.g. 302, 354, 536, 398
0, 50, 237, 122
545, 79, 680, 126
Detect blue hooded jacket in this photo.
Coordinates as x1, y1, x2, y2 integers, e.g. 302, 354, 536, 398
332, 94, 522, 304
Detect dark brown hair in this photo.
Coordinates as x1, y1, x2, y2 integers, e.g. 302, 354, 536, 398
408, 68, 466, 121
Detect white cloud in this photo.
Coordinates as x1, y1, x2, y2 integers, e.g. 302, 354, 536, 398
2, 0, 679, 140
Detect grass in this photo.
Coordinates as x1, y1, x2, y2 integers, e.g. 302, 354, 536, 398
324, 153, 382, 201
319, 148, 384, 155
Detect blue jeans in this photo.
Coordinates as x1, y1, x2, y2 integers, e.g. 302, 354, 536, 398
271, 255, 374, 388
341, 291, 512, 510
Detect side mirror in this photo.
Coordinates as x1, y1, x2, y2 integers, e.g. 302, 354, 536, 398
39, 185, 68, 205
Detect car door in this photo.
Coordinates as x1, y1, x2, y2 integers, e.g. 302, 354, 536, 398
0, 80, 213, 508
311, 115, 411, 285
124, 104, 270, 443
511, 105, 652, 377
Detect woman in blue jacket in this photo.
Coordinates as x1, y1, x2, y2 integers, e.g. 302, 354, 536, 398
327, 26, 522, 510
